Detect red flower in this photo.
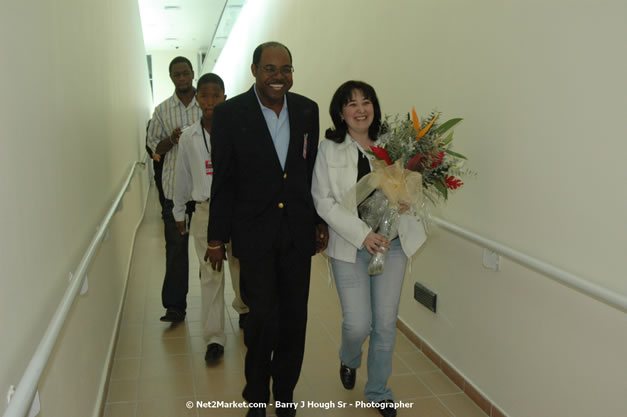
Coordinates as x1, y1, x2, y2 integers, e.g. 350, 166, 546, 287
370, 146, 393, 166
430, 152, 444, 168
445, 175, 463, 190
406, 153, 423, 171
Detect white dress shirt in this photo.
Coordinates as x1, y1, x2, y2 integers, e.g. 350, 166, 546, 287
253, 84, 290, 169
147, 92, 202, 200
173, 120, 213, 222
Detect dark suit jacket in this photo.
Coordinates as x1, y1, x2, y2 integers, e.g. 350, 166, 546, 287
208, 86, 320, 259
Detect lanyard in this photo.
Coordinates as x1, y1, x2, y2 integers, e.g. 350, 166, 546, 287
200, 120, 210, 155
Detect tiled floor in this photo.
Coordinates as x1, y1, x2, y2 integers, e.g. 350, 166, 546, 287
103, 188, 488, 417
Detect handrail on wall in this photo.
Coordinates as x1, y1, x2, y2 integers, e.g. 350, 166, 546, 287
3, 159, 147, 417
430, 216, 627, 313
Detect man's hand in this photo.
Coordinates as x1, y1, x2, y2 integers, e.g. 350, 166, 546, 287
155, 126, 184, 155
315, 223, 329, 253
205, 240, 226, 272
152, 153, 161, 162
175, 221, 186, 235
170, 127, 182, 144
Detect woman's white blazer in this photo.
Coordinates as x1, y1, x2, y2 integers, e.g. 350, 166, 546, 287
312, 136, 426, 263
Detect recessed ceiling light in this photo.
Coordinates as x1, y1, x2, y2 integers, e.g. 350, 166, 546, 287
164, 6, 181, 10
165, 37, 178, 41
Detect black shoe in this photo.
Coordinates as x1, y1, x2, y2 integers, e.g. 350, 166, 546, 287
275, 407, 296, 417
376, 400, 397, 417
339, 362, 356, 390
245, 407, 266, 417
159, 309, 185, 323
204, 343, 224, 364
239, 312, 249, 329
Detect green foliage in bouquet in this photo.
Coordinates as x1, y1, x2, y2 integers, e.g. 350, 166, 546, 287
369, 108, 472, 204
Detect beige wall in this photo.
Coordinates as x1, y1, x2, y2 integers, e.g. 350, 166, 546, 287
0, 0, 152, 415
214, 0, 627, 416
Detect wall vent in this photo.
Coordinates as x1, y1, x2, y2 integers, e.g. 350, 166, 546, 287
414, 282, 437, 313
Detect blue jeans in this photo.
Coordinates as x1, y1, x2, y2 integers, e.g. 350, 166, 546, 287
331, 239, 407, 402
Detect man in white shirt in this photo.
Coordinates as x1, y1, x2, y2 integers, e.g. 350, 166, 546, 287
173, 73, 248, 363
147, 57, 202, 323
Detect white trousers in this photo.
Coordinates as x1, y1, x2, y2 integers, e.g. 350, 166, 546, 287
190, 201, 248, 346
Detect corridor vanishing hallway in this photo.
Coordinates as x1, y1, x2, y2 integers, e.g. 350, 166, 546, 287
102, 187, 488, 417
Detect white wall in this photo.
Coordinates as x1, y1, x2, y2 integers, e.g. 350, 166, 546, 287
149, 49, 200, 109
0, 0, 152, 415
213, 1, 627, 416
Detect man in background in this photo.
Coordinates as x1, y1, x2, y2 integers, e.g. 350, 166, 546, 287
147, 56, 202, 323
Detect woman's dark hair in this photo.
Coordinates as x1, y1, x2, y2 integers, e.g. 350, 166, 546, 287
325, 80, 382, 143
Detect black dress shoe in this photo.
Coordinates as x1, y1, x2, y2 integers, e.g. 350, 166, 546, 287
376, 400, 397, 417
159, 309, 185, 323
204, 343, 224, 364
275, 407, 296, 417
245, 407, 266, 417
239, 312, 249, 328
339, 362, 356, 390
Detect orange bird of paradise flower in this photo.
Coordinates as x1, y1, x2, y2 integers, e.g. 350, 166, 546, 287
411, 107, 439, 141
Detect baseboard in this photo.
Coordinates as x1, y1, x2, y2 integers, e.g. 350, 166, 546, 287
396, 318, 508, 417
92, 176, 151, 417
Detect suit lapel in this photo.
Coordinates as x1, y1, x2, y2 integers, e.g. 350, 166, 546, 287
285, 93, 300, 172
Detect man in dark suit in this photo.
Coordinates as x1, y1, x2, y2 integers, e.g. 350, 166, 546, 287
206, 42, 328, 417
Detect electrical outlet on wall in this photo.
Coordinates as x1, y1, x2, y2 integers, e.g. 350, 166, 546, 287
414, 282, 437, 313
483, 249, 500, 271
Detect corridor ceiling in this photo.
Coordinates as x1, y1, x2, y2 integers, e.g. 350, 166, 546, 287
138, 0, 245, 52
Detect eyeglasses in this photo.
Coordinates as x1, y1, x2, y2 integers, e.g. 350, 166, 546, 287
258, 65, 294, 76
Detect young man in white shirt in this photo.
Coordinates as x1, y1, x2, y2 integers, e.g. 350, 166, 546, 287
173, 73, 248, 363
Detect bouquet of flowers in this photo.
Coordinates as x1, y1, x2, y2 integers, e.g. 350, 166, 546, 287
357, 108, 469, 274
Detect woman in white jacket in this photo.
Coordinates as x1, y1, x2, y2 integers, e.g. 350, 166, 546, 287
312, 81, 425, 417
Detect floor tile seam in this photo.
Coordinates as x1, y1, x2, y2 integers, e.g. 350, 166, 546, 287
435, 392, 489, 417
131, 227, 155, 417
137, 393, 198, 402
119, 374, 138, 417
110, 375, 140, 382
395, 393, 437, 402
418, 370, 464, 395
138, 351, 189, 358
103, 401, 138, 417
185, 327, 202, 417
393, 350, 428, 377
390, 370, 415, 377
396, 353, 436, 370
105, 399, 138, 405
136, 370, 195, 379
132, 305, 143, 417
412, 370, 440, 399
113, 354, 142, 360
434, 394, 467, 417
142, 334, 188, 340
315, 316, 341, 346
